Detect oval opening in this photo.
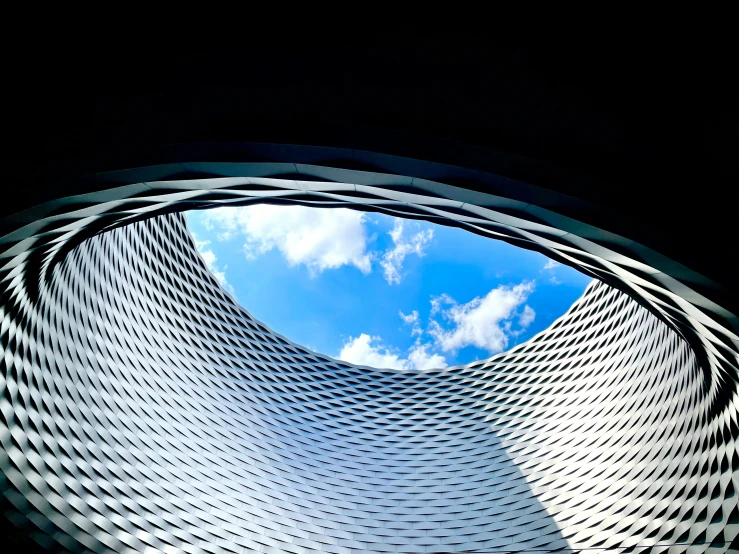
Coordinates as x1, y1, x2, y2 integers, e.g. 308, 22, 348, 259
186, 205, 593, 369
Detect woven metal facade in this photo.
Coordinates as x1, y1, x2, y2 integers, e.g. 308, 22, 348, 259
1, 157, 738, 553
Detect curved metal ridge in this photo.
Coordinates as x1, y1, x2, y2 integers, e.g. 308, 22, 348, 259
0, 145, 738, 552
2, 151, 737, 408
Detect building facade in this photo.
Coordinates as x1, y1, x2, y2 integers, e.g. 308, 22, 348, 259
1, 169, 737, 552
2, 40, 738, 553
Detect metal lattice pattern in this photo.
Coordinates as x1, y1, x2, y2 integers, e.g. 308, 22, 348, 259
2, 213, 737, 553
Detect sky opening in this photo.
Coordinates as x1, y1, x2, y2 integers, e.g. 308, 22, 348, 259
186, 206, 593, 370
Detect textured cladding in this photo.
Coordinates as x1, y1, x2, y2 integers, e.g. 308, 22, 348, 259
2, 212, 737, 553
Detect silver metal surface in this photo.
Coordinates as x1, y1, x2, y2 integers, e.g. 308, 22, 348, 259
1, 162, 738, 553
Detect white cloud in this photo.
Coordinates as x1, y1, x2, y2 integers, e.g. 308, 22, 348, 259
380, 219, 434, 284
399, 310, 422, 336
192, 235, 235, 295
430, 293, 455, 316
195, 208, 437, 283
408, 342, 448, 370
338, 334, 447, 371
518, 304, 536, 328
429, 282, 535, 354
199, 205, 373, 275
338, 334, 410, 370
543, 259, 563, 284
192, 235, 210, 252
399, 310, 419, 325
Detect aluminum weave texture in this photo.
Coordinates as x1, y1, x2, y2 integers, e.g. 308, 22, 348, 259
1, 212, 737, 554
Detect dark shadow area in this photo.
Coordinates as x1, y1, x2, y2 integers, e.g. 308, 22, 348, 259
1, 41, 736, 305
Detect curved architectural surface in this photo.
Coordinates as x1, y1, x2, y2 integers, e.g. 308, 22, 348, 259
3, 44, 737, 553
1, 210, 734, 554
0, 186, 737, 553
0, 148, 738, 552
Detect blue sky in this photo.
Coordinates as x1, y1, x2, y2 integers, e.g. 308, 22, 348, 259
186, 206, 592, 370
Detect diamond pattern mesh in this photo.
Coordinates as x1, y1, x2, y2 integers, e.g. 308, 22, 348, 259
2, 212, 737, 553
1, 153, 739, 553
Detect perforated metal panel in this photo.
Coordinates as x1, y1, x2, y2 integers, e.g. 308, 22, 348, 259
1, 212, 737, 553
